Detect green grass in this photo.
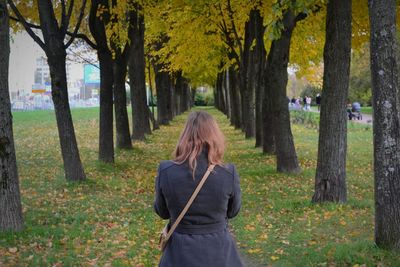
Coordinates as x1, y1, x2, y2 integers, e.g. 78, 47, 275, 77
361, 106, 373, 115
1, 107, 398, 266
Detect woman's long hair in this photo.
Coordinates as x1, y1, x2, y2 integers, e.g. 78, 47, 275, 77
173, 111, 225, 177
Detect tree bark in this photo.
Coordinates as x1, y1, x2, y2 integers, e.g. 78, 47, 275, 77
38, 1, 86, 180
240, 9, 260, 139
369, 0, 400, 250
262, 86, 275, 153
154, 63, 172, 125
113, 51, 132, 149
98, 53, 114, 162
89, 0, 114, 163
264, 8, 300, 173
170, 75, 176, 118
215, 72, 225, 113
228, 66, 242, 129
312, 0, 351, 203
224, 70, 231, 119
181, 77, 190, 113
129, 4, 151, 141
175, 71, 183, 115
253, 10, 266, 148
0, 0, 24, 231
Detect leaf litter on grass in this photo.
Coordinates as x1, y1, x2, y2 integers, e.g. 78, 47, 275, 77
1, 107, 399, 266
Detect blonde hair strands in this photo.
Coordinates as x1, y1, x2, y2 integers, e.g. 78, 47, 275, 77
174, 111, 225, 177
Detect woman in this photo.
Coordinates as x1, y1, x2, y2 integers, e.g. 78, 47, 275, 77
154, 111, 243, 267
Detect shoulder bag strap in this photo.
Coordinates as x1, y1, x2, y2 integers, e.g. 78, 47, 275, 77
164, 164, 215, 241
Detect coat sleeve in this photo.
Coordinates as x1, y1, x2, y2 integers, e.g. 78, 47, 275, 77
153, 164, 170, 219
227, 164, 241, 219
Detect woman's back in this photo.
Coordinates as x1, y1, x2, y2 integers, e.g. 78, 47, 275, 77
153, 111, 243, 267
154, 151, 241, 231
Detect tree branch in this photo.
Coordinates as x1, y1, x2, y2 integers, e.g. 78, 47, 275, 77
226, 0, 243, 57
65, 0, 87, 48
216, 4, 240, 66
60, 0, 67, 33
60, 0, 75, 37
7, 0, 46, 51
67, 47, 99, 69
67, 32, 97, 49
10, 15, 97, 50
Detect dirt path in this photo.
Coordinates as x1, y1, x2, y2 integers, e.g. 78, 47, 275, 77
309, 107, 373, 125
350, 113, 373, 124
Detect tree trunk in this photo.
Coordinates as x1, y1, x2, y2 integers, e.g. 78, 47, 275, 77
264, 9, 300, 173
255, 69, 265, 147
175, 72, 183, 115
240, 9, 260, 139
154, 64, 171, 125
312, 0, 351, 203
262, 85, 275, 153
224, 70, 231, 119
147, 59, 159, 130
170, 76, 176, 118
113, 53, 132, 149
129, 5, 151, 141
168, 75, 175, 120
253, 10, 266, 148
181, 78, 190, 113
98, 53, 114, 162
215, 72, 225, 113
214, 74, 220, 110
89, 0, 114, 163
369, 0, 400, 250
38, 1, 86, 180
228, 66, 242, 129
0, 0, 24, 231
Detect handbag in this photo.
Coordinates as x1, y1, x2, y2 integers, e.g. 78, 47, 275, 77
159, 164, 216, 252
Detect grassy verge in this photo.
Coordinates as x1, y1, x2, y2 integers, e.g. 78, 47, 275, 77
361, 106, 373, 115
1, 107, 397, 266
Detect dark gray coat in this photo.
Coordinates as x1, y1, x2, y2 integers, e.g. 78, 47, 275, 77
154, 151, 243, 267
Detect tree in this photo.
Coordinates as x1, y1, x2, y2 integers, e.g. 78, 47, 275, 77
89, 0, 114, 163
112, 41, 132, 149
263, 2, 306, 173
241, 7, 265, 139
0, 0, 24, 231
369, 0, 400, 250
129, 2, 151, 141
312, 0, 351, 203
8, 0, 86, 181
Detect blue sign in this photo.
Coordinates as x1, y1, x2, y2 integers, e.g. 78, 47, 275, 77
84, 64, 100, 85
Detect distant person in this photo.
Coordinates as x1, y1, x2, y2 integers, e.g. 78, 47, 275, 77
154, 111, 243, 267
306, 96, 312, 111
289, 97, 296, 109
295, 97, 301, 109
316, 94, 321, 111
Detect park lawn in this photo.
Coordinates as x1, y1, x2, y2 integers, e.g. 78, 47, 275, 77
361, 106, 373, 115
0, 107, 398, 266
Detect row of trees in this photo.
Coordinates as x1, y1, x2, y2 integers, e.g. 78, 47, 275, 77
212, 0, 399, 250
1, 0, 194, 231
1, 0, 399, 251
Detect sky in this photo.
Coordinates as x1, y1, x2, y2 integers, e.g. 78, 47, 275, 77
9, 32, 87, 97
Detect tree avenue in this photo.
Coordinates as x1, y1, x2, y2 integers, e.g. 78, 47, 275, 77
2, 0, 400, 251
